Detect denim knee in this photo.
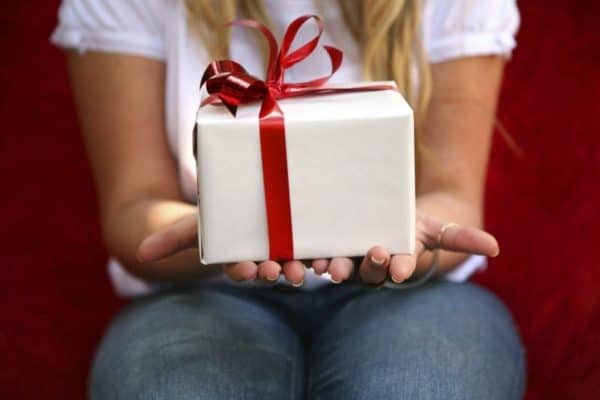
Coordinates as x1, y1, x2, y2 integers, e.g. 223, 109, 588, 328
89, 288, 303, 400
308, 281, 526, 400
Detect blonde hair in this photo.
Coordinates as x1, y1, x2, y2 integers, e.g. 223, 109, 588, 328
186, 0, 431, 157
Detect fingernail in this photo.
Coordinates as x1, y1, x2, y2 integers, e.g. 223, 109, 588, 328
492, 249, 500, 257
292, 279, 304, 287
391, 273, 403, 284
266, 273, 279, 282
330, 277, 341, 284
370, 255, 385, 267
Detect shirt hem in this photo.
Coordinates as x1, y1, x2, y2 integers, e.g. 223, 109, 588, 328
427, 32, 517, 63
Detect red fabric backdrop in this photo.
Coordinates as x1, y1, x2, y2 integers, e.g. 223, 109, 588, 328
1, 1, 598, 399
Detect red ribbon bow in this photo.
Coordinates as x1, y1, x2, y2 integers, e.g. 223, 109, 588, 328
199, 15, 393, 261
200, 15, 344, 115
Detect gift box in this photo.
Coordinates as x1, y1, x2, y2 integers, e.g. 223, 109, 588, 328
194, 16, 415, 264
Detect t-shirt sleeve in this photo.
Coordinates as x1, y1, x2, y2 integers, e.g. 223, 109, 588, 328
423, 0, 520, 63
49, 0, 167, 60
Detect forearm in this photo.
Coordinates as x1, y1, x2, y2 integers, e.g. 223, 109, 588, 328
413, 56, 504, 275
415, 95, 489, 274
104, 198, 220, 282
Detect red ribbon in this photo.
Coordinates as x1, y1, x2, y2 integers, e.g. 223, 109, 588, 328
200, 15, 394, 261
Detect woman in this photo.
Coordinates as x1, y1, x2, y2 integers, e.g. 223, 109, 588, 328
52, 0, 526, 398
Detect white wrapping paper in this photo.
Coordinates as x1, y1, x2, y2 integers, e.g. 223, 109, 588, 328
195, 82, 415, 264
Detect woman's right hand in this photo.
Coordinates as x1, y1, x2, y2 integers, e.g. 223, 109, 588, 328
136, 211, 305, 285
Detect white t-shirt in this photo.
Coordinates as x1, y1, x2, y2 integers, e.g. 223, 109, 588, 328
51, 0, 520, 297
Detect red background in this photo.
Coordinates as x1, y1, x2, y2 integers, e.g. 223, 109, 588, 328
1, 1, 599, 399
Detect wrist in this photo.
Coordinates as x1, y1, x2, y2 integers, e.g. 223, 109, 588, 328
417, 190, 483, 229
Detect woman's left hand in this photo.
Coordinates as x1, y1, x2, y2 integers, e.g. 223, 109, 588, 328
311, 211, 500, 285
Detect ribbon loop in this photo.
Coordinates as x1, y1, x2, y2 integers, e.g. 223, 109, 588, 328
227, 19, 279, 82
279, 15, 323, 70
200, 60, 266, 115
201, 60, 246, 87
282, 45, 343, 90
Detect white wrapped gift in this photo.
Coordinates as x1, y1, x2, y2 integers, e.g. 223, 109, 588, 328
194, 82, 415, 264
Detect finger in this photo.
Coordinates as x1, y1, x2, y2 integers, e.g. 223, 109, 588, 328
389, 241, 425, 283
358, 245, 391, 284
311, 259, 329, 275
223, 261, 258, 282
257, 260, 282, 283
420, 216, 499, 256
440, 225, 500, 257
137, 215, 197, 262
282, 260, 305, 287
328, 257, 354, 284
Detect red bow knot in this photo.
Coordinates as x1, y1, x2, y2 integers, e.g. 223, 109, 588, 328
200, 15, 343, 116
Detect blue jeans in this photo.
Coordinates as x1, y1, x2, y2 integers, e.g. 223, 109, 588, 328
90, 280, 526, 399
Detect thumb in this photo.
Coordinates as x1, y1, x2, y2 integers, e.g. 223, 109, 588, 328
136, 214, 198, 263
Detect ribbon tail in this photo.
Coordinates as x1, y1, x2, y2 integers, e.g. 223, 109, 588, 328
200, 93, 239, 116
282, 83, 397, 98
200, 94, 220, 107
222, 99, 239, 116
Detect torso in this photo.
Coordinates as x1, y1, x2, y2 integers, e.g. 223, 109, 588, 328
109, 0, 491, 295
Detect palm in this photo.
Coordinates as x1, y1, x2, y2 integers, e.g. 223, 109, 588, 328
137, 210, 499, 286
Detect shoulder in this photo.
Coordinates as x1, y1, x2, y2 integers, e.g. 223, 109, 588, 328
50, 0, 174, 60
422, 0, 520, 63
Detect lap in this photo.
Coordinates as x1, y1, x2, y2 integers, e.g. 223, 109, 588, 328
308, 281, 526, 400
90, 285, 304, 400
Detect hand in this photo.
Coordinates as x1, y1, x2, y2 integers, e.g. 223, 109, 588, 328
311, 211, 500, 285
136, 209, 499, 287
135, 211, 306, 285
